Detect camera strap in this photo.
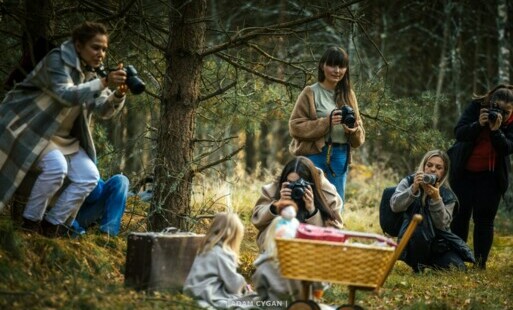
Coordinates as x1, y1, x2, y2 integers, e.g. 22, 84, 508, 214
326, 109, 336, 177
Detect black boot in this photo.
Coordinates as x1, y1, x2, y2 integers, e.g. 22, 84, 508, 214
21, 218, 42, 234
41, 219, 61, 238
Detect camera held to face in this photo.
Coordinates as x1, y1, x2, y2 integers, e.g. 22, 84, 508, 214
287, 178, 312, 201
422, 173, 437, 185
488, 106, 505, 124
336, 105, 356, 128
96, 64, 146, 95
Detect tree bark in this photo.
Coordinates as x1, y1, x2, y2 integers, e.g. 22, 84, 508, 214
497, 0, 513, 212
497, 0, 510, 84
245, 129, 256, 174
23, 0, 53, 58
150, 0, 207, 230
434, 2, 452, 129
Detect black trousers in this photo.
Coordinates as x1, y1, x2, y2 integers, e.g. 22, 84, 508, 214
432, 249, 466, 270
407, 249, 466, 273
451, 170, 501, 269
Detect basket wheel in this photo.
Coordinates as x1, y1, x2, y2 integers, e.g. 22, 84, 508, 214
287, 300, 321, 310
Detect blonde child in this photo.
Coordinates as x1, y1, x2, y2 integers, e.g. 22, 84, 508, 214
184, 213, 256, 309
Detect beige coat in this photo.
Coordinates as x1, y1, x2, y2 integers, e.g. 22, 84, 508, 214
288, 86, 365, 161
251, 169, 342, 251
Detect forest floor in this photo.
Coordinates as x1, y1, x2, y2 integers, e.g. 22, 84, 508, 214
1, 163, 512, 309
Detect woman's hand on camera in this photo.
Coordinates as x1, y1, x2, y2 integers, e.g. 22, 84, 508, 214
279, 182, 292, 200
302, 185, 315, 214
489, 113, 502, 131
330, 109, 342, 125
103, 63, 127, 89
478, 107, 502, 130
343, 120, 360, 134
479, 108, 489, 127
411, 171, 423, 195
422, 183, 441, 201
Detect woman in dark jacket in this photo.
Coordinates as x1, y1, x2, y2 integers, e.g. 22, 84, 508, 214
449, 85, 513, 269
391, 150, 471, 272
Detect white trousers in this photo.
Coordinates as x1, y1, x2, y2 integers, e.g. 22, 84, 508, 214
23, 148, 99, 225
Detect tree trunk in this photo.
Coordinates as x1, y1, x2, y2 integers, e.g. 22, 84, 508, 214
451, 5, 463, 117
24, 0, 53, 61
123, 104, 153, 179
245, 129, 256, 174
434, 2, 452, 129
497, 0, 510, 84
471, 10, 482, 94
497, 0, 513, 212
3, 0, 53, 91
259, 122, 270, 172
150, 0, 207, 231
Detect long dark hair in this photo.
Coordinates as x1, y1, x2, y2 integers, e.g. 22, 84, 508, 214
274, 156, 338, 222
317, 46, 353, 107
474, 84, 513, 107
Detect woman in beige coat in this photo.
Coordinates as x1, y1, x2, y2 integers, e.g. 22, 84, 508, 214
289, 47, 365, 212
251, 156, 342, 251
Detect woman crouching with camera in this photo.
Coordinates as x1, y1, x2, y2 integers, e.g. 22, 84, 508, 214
251, 156, 342, 252
0, 21, 127, 237
390, 150, 474, 273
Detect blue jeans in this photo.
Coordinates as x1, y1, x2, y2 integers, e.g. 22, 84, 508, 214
72, 174, 129, 236
307, 144, 348, 212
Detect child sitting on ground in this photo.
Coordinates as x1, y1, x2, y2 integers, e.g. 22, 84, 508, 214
184, 212, 257, 309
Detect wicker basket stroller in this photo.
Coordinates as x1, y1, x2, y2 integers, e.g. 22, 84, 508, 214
275, 214, 422, 309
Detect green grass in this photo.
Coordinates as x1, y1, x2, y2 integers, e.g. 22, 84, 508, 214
1, 162, 513, 309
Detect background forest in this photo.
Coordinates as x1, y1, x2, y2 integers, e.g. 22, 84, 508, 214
1, 0, 513, 224
1, 0, 513, 309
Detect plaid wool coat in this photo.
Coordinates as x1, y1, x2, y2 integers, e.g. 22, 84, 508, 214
0, 39, 125, 211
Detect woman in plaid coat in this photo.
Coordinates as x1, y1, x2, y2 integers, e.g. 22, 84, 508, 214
0, 21, 128, 237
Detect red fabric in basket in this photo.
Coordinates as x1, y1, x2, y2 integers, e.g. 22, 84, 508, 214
295, 223, 347, 243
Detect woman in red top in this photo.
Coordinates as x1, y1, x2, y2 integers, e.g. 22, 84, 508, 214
449, 85, 513, 269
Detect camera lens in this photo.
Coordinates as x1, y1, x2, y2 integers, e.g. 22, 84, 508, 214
488, 110, 498, 123
341, 106, 356, 128
125, 65, 146, 95
422, 174, 437, 185
288, 179, 309, 201
126, 76, 146, 94
291, 187, 305, 201
343, 114, 356, 128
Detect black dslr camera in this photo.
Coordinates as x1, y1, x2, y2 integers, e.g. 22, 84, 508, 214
287, 178, 312, 201
96, 64, 146, 95
336, 105, 356, 128
488, 105, 506, 124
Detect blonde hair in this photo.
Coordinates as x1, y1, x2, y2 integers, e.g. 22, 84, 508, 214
416, 149, 452, 204
416, 149, 450, 186
198, 213, 244, 262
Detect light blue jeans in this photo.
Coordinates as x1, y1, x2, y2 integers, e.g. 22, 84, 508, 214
72, 174, 129, 236
307, 144, 348, 212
